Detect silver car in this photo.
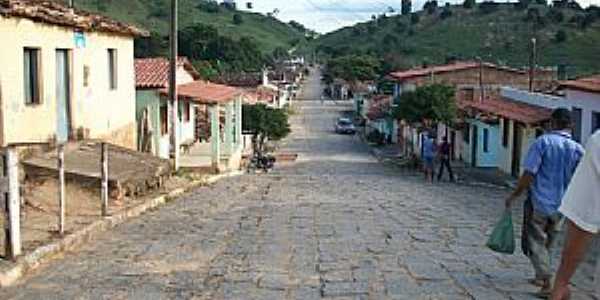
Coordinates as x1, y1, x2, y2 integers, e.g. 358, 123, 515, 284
335, 118, 356, 134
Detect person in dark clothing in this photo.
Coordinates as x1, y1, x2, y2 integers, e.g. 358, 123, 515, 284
437, 136, 454, 182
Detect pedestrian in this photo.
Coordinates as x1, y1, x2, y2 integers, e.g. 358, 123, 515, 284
504, 108, 585, 296
551, 131, 599, 300
437, 136, 454, 182
422, 132, 436, 183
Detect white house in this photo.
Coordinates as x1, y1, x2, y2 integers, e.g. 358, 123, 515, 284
0, 0, 147, 149
560, 76, 600, 145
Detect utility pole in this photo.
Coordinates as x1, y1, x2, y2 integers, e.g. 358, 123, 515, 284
170, 0, 179, 171
529, 38, 537, 92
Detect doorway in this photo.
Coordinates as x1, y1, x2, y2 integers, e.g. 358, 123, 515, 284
511, 122, 523, 177
471, 125, 478, 167
56, 49, 72, 143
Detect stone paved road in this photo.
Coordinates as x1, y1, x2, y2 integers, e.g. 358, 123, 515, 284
1, 69, 597, 300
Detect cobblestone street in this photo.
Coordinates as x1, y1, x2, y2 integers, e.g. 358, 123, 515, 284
1, 71, 597, 300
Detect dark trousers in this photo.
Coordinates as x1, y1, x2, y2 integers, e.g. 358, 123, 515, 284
437, 157, 454, 181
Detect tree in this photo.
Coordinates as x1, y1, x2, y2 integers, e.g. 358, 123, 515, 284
464, 0, 476, 9
547, 8, 565, 23
135, 31, 166, 58
382, 33, 399, 47
424, 1, 439, 14
535, 0, 547, 5
197, 0, 220, 13
440, 4, 453, 19
392, 84, 456, 126
411, 13, 420, 24
323, 54, 381, 84
516, 0, 531, 10
402, 0, 412, 15
480, 1, 499, 14
242, 104, 291, 153
233, 13, 244, 25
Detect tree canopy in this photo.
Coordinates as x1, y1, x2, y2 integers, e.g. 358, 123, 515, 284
392, 84, 456, 125
242, 104, 291, 152
323, 54, 381, 84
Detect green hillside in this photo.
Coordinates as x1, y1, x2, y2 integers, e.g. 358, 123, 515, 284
314, 2, 600, 77
69, 0, 304, 53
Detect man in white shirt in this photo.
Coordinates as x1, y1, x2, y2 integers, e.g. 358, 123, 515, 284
552, 131, 600, 300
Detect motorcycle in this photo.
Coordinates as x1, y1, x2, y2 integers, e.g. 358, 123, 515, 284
247, 152, 277, 173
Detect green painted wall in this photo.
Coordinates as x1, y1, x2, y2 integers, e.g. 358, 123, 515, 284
136, 90, 161, 156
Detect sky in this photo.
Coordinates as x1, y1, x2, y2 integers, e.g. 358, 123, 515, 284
239, 0, 598, 33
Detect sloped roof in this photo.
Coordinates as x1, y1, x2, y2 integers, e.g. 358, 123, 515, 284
0, 0, 148, 37
459, 97, 552, 124
389, 62, 526, 82
161, 81, 241, 105
135, 57, 200, 89
560, 75, 600, 93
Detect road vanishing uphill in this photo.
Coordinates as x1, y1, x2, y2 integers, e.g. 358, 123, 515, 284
1, 70, 596, 300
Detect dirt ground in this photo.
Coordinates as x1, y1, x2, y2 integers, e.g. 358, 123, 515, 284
0, 171, 208, 260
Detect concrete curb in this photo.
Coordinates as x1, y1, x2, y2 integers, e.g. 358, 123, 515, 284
0, 170, 244, 287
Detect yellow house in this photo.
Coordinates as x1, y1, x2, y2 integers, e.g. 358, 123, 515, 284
0, 0, 147, 149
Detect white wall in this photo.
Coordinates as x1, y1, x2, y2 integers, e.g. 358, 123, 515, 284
566, 89, 600, 145
0, 16, 137, 148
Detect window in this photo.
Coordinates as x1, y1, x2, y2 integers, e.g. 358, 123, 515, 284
463, 88, 475, 102
572, 108, 583, 143
108, 49, 118, 90
160, 105, 168, 135
502, 118, 510, 148
184, 101, 191, 122
24, 48, 42, 105
593, 112, 600, 134
483, 128, 489, 153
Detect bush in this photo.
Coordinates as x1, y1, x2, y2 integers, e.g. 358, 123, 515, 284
197, 0, 220, 13
367, 131, 386, 145
547, 8, 565, 23
411, 13, 420, 24
440, 7, 453, 19
555, 30, 568, 43
233, 14, 243, 25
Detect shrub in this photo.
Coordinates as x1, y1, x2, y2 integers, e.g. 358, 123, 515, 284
555, 30, 568, 43
440, 7, 453, 19
411, 13, 420, 24
233, 14, 243, 25
424, 1, 439, 14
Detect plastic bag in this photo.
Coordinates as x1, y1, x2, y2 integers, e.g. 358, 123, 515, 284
486, 210, 516, 254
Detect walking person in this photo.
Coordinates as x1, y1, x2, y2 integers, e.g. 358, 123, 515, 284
504, 109, 585, 296
551, 131, 599, 300
422, 132, 436, 183
437, 136, 454, 182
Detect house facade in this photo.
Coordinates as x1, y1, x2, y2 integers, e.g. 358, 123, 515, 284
135, 57, 200, 158
560, 76, 600, 145
388, 61, 555, 159
0, 0, 147, 149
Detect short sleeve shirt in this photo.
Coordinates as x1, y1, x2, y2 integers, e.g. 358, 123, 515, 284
423, 138, 435, 159
523, 131, 585, 216
559, 131, 600, 297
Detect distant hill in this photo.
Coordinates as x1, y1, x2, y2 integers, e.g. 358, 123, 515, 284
67, 0, 305, 54
313, 2, 600, 77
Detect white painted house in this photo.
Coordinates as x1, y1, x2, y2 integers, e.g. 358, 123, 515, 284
560, 76, 600, 145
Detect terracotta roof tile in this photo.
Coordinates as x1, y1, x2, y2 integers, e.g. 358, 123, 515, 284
389, 61, 526, 82
459, 97, 552, 124
135, 57, 200, 89
161, 81, 241, 105
0, 0, 147, 36
560, 75, 600, 93
243, 87, 277, 105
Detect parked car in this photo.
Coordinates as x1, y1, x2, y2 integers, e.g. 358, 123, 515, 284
335, 118, 356, 134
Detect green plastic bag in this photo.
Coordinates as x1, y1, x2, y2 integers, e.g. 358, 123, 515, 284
486, 210, 516, 254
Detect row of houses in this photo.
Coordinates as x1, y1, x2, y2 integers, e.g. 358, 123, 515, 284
0, 0, 300, 173
355, 60, 600, 178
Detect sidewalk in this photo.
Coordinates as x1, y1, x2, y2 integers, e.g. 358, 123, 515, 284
0, 170, 243, 287
369, 143, 516, 189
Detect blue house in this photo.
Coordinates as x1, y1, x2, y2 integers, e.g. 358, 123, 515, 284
462, 118, 500, 168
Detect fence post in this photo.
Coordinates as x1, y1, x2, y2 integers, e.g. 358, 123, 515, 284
5, 147, 21, 259
101, 143, 108, 216
58, 144, 65, 235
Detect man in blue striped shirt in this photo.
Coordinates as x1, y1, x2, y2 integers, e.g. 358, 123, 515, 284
505, 108, 585, 295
